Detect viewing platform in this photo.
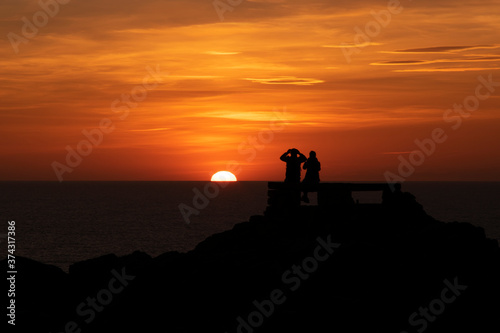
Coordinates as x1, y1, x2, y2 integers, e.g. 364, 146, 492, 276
265, 181, 400, 217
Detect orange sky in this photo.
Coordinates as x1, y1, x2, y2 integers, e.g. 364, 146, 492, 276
1, 0, 499, 181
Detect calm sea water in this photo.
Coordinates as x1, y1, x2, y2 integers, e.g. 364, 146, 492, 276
1, 181, 499, 271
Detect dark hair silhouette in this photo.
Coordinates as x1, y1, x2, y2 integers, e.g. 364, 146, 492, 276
280, 148, 307, 183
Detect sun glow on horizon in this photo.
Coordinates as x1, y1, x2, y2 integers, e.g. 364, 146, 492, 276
211, 171, 237, 182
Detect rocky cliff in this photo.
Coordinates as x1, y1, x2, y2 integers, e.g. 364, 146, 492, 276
5, 202, 500, 333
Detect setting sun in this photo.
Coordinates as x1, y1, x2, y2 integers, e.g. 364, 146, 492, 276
211, 171, 237, 182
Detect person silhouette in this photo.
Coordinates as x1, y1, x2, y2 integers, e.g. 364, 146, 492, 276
301, 151, 321, 203
280, 148, 307, 183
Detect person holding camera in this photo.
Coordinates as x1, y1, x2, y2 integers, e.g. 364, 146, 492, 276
280, 148, 307, 183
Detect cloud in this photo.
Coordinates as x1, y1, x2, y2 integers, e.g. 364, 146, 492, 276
195, 110, 288, 122
244, 76, 324, 85
373, 60, 429, 65
167, 75, 223, 79
371, 56, 500, 66
386, 45, 500, 54
203, 51, 241, 55
129, 128, 172, 132
323, 42, 382, 48
373, 45, 500, 72
393, 67, 500, 73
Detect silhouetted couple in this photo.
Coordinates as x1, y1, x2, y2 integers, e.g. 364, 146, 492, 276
280, 148, 321, 202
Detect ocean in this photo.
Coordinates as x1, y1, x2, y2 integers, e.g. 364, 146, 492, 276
1, 181, 499, 271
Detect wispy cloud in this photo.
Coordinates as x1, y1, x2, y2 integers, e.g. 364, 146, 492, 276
204, 51, 241, 55
385, 44, 500, 54
323, 42, 382, 48
373, 44, 500, 73
195, 110, 289, 122
129, 128, 172, 132
371, 56, 500, 66
393, 67, 500, 72
244, 76, 324, 85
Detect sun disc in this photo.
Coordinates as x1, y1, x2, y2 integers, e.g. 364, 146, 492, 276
211, 171, 237, 182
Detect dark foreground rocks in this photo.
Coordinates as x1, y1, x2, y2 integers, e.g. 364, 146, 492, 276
5, 204, 500, 333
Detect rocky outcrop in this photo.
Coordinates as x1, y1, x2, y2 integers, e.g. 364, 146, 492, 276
4, 204, 500, 333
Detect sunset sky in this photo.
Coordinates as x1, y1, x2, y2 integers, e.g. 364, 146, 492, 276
1, 0, 499, 181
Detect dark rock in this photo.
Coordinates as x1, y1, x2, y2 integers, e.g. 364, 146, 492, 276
9, 204, 500, 333
2, 256, 70, 332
